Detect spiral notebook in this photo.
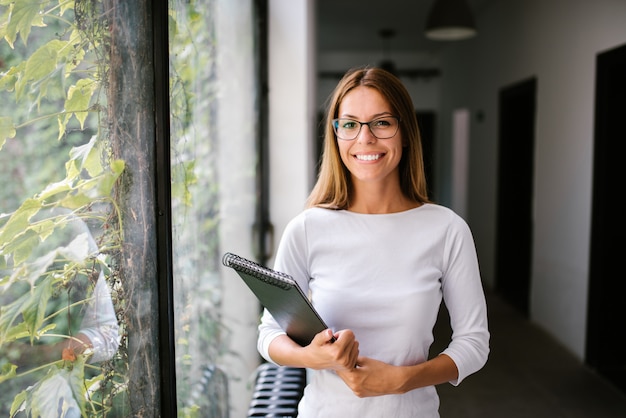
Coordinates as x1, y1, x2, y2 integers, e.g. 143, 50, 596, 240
222, 252, 331, 346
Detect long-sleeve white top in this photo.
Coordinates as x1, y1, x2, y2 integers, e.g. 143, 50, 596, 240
258, 204, 489, 417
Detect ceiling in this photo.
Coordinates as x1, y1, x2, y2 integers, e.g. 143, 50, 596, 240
316, 0, 491, 55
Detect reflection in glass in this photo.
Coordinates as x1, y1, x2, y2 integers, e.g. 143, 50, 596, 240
169, 0, 260, 415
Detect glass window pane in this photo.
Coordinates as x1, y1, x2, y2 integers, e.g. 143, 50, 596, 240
0, 2, 128, 415
168, 0, 260, 415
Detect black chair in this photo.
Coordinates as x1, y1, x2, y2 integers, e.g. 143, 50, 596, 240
247, 363, 307, 417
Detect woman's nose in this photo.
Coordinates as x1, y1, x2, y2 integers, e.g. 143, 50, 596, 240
356, 123, 376, 144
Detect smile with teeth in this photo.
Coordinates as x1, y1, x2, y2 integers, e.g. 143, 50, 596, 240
355, 153, 384, 161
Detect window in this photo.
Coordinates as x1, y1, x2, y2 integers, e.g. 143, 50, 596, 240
168, 0, 261, 415
0, 1, 127, 415
0, 1, 262, 415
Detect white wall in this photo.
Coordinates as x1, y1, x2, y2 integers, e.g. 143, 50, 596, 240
438, 0, 626, 359
268, 0, 626, 364
268, 0, 317, 260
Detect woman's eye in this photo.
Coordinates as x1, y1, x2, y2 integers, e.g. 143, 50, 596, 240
342, 121, 358, 129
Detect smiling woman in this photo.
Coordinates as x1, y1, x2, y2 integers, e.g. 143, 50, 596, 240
257, 66, 490, 418
309, 67, 429, 211
334, 85, 408, 202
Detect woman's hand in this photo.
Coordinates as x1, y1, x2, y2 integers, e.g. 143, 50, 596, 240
268, 328, 359, 371
336, 357, 403, 397
336, 354, 459, 398
2, 334, 93, 368
306, 329, 360, 371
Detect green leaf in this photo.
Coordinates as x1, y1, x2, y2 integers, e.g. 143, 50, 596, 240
66, 357, 87, 415
97, 169, 124, 197
0, 362, 17, 384
69, 136, 100, 176
8, 249, 56, 289
18, 360, 86, 418
0, 199, 42, 251
0, 320, 31, 345
0, 62, 24, 92
36, 137, 119, 204
111, 159, 126, 175
57, 113, 67, 140
0, 284, 40, 343
21, 276, 54, 338
0, 116, 16, 150
37, 178, 73, 201
4, 1, 45, 47
0, 272, 53, 344
82, 135, 103, 177
29, 217, 56, 242
65, 79, 96, 129
59, 0, 75, 17
2, 322, 56, 345
14, 41, 63, 102
60, 192, 92, 209
0, 4, 11, 42
9, 386, 27, 417
64, 156, 81, 181
95, 159, 125, 197
24, 40, 62, 83
2, 229, 41, 267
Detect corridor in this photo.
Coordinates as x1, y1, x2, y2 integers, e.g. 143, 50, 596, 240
433, 291, 626, 417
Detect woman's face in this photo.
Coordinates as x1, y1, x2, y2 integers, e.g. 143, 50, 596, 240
336, 86, 404, 187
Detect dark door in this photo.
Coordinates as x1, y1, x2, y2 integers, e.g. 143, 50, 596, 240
586, 43, 626, 394
416, 111, 436, 199
495, 78, 537, 317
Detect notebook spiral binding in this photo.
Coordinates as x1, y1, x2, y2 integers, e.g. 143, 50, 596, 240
222, 252, 294, 291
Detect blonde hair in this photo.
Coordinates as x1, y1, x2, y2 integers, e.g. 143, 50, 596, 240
306, 66, 431, 209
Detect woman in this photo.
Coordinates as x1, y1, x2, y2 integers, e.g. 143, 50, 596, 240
258, 66, 489, 417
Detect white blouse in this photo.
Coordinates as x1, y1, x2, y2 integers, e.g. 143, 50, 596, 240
258, 204, 489, 417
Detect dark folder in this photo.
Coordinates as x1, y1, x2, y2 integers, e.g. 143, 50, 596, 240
222, 252, 330, 346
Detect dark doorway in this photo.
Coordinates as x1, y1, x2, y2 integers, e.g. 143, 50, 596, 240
494, 77, 537, 317
417, 111, 436, 200
586, 43, 626, 394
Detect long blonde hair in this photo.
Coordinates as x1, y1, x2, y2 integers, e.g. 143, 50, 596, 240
307, 66, 431, 209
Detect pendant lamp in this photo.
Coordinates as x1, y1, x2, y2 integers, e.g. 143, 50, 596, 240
425, 0, 477, 41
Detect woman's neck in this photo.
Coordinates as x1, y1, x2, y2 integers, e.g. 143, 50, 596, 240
348, 181, 420, 214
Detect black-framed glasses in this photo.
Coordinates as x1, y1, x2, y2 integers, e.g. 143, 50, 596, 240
332, 116, 400, 140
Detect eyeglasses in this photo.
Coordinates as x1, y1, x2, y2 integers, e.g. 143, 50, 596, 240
332, 116, 400, 140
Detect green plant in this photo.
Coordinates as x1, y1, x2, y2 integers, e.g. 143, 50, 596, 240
1, 1, 231, 415
0, 1, 127, 415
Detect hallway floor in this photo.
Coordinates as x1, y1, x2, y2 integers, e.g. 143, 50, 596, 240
432, 291, 626, 417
